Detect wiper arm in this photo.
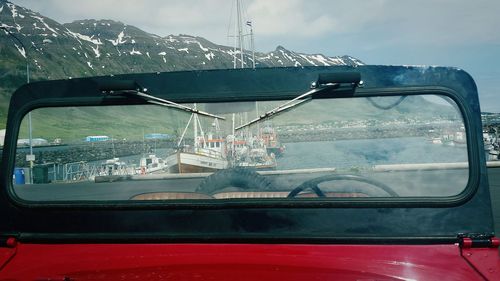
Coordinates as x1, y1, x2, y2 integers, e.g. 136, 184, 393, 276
99, 80, 225, 120
235, 85, 336, 131
134, 91, 225, 120
235, 72, 361, 131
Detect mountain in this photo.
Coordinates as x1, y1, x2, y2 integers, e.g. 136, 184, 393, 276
0, 1, 362, 80
0, 0, 364, 127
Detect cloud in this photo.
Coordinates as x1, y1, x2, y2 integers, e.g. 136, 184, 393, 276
11, 0, 233, 43
11, 0, 500, 47
250, 0, 500, 46
9, 0, 499, 111
246, 0, 390, 36
370, 0, 500, 46
245, 0, 335, 37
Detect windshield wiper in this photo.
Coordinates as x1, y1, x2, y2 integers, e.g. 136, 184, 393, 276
133, 91, 225, 120
99, 80, 225, 120
235, 72, 361, 131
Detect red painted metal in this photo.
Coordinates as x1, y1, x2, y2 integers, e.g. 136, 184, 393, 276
0, 248, 16, 271
491, 237, 500, 248
5, 237, 17, 248
460, 236, 499, 249
462, 246, 500, 280
0, 243, 493, 280
462, 237, 473, 248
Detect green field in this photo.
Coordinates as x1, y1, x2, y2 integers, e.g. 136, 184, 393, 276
13, 95, 460, 143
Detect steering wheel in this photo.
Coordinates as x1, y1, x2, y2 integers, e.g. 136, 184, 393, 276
288, 174, 399, 198
196, 168, 272, 194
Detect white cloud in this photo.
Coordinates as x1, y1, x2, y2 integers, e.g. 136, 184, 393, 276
11, 0, 233, 44
246, 0, 335, 37
10, 0, 500, 47
246, 0, 391, 36
8, 0, 500, 112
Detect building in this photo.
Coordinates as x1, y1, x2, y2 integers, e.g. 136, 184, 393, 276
85, 136, 110, 142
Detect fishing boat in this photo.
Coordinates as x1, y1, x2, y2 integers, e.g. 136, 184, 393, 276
429, 129, 466, 147
484, 130, 500, 161
260, 125, 285, 157
98, 158, 132, 176
166, 112, 229, 173
235, 147, 277, 169
166, 147, 228, 173
138, 154, 169, 174
227, 134, 277, 170
488, 149, 500, 161
165, 3, 277, 173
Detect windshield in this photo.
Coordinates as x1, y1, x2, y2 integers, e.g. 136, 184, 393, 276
12, 93, 468, 202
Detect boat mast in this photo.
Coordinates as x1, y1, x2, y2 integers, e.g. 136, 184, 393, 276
196, 113, 207, 148
142, 128, 145, 155
232, 5, 237, 69
177, 113, 194, 148
230, 0, 254, 69
256, 102, 260, 136
236, 0, 244, 68
193, 104, 198, 149
250, 22, 255, 69
232, 113, 236, 157
111, 135, 116, 158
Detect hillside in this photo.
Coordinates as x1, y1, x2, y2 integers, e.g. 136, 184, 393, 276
16, 94, 460, 144
0, 0, 364, 128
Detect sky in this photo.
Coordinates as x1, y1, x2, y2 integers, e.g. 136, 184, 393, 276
11, 0, 500, 112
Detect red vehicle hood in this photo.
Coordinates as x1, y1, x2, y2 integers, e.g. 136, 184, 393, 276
0, 243, 493, 280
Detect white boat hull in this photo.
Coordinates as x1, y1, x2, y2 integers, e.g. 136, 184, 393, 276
166, 152, 228, 173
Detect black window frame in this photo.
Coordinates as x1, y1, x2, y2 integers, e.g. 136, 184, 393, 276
0, 66, 492, 243
5, 87, 479, 209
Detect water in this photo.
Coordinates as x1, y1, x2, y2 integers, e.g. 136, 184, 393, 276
277, 137, 468, 170
119, 137, 466, 170
40, 137, 467, 182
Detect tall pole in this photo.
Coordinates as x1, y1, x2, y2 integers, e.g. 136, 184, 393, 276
250, 25, 255, 69
1, 27, 34, 184
236, 0, 244, 68
193, 104, 198, 149
256, 102, 260, 136
233, 17, 237, 68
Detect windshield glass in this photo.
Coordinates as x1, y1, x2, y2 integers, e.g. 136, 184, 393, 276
12, 94, 468, 202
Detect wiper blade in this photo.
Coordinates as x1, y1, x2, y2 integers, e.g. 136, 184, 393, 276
235, 72, 361, 131
235, 86, 334, 130
134, 91, 225, 120
99, 80, 225, 120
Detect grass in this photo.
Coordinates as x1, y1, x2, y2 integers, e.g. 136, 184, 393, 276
12, 95, 460, 143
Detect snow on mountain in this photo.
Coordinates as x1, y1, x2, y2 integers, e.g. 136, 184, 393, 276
0, 0, 364, 82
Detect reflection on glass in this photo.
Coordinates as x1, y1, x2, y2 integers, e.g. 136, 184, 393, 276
14, 94, 468, 201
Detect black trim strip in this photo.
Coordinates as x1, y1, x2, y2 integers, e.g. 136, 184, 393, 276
18, 233, 459, 245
